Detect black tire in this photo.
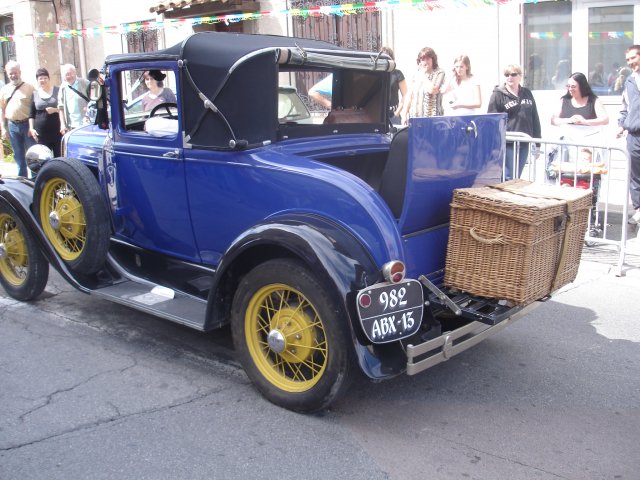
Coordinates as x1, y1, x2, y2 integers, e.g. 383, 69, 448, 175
33, 158, 110, 275
231, 258, 355, 412
0, 203, 49, 300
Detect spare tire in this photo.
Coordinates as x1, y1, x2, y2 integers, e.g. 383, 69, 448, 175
33, 158, 110, 275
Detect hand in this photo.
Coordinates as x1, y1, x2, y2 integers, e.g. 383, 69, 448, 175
29, 128, 39, 139
616, 126, 626, 139
45, 107, 58, 114
570, 114, 586, 125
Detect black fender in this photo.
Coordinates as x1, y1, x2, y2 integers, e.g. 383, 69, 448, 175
205, 212, 409, 379
0, 178, 92, 294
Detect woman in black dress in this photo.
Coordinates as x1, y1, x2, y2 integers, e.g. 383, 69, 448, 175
28, 68, 62, 157
550, 72, 609, 128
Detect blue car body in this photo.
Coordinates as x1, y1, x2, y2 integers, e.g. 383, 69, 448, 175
0, 32, 539, 411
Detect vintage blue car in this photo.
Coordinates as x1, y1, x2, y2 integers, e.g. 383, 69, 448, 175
0, 32, 538, 412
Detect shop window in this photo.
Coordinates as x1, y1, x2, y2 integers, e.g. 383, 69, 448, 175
523, 1, 572, 91
588, 5, 634, 96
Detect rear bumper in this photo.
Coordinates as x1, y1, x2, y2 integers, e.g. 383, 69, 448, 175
406, 300, 540, 375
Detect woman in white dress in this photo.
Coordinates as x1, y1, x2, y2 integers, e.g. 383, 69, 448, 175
442, 55, 482, 115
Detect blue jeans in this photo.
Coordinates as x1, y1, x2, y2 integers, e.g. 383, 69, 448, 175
504, 141, 530, 181
8, 120, 35, 177
627, 133, 640, 210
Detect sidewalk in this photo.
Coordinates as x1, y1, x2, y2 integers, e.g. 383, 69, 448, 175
0, 159, 18, 177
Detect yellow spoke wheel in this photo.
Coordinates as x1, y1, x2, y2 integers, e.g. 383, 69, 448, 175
232, 259, 354, 412
39, 178, 87, 261
33, 158, 111, 275
0, 205, 49, 301
0, 213, 29, 286
245, 283, 328, 392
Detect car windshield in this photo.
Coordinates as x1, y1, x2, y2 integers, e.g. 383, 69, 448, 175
278, 86, 312, 124
277, 68, 387, 132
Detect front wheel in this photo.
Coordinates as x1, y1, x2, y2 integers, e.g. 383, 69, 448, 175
231, 259, 355, 412
33, 158, 110, 275
0, 203, 49, 300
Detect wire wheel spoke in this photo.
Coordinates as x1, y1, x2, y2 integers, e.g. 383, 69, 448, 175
247, 283, 329, 392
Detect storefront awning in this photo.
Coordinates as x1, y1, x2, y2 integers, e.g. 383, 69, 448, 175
150, 0, 257, 17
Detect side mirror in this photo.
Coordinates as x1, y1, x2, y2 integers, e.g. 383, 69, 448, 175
88, 80, 102, 102
86, 77, 108, 129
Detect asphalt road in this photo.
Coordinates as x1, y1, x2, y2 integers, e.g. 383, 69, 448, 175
1, 258, 639, 480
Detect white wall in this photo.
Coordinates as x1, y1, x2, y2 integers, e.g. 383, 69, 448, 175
80, 0, 159, 73
382, 2, 522, 114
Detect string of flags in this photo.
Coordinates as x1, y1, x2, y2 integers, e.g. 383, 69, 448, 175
529, 31, 633, 40
1, 0, 521, 44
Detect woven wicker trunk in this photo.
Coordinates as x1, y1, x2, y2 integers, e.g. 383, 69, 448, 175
444, 179, 592, 305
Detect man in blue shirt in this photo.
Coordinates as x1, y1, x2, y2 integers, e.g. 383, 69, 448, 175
309, 74, 332, 109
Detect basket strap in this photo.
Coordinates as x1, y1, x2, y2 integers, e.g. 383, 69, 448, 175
551, 203, 572, 291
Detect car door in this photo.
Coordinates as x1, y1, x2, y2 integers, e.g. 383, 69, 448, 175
103, 66, 199, 262
399, 114, 507, 234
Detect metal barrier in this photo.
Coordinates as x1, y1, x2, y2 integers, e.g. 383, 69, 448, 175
506, 132, 632, 276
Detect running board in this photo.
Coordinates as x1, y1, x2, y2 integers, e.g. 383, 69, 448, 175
90, 280, 207, 331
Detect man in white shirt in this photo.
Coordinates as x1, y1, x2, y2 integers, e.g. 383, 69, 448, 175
58, 64, 90, 133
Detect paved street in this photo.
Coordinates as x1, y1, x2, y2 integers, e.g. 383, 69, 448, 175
1, 253, 639, 479
2, 155, 640, 479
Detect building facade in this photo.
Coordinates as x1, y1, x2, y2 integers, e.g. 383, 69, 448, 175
0, 0, 638, 135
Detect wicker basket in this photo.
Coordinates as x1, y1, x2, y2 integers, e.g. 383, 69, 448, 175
444, 179, 592, 305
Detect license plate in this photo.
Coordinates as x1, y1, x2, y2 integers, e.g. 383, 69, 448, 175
356, 279, 424, 343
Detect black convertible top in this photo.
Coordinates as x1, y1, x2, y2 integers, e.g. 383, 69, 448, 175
105, 31, 392, 71
106, 32, 394, 149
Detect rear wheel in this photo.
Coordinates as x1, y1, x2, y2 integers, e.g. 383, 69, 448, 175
231, 259, 355, 412
0, 203, 49, 300
33, 158, 110, 275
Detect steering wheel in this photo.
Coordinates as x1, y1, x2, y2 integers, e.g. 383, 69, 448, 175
149, 102, 178, 119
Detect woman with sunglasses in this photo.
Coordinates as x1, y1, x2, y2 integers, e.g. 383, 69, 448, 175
550, 72, 609, 128
487, 64, 541, 180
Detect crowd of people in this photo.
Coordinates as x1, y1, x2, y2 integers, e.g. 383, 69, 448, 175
1, 44, 639, 226
0, 61, 91, 177
387, 44, 640, 227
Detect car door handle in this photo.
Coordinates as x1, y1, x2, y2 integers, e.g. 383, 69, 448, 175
162, 149, 180, 158
464, 120, 478, 139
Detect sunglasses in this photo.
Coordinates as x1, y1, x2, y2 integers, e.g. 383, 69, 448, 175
504, 72, 520, 77
566, 84, 578, 89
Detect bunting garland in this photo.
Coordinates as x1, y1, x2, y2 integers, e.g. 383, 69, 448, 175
0, 0, 519, 44
529, 31, 633, 40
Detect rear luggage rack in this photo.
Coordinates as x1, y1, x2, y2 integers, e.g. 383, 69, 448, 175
419, 275, 545, 326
